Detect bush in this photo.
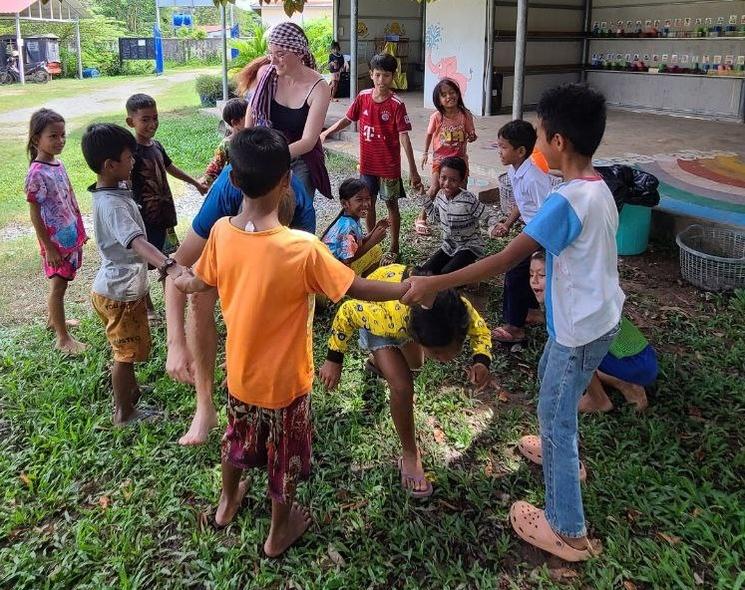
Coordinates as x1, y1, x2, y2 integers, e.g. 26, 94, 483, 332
195, 73, 236, 106
303, 17, 333, 73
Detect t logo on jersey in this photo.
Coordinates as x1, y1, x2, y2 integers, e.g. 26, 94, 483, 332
362, 125, 376, 142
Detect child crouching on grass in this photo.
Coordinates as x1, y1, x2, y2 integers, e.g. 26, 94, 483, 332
318, 264, 492, 498
26, 108, 88, 355
321, 178, 389, 276
172, 127, 410, 557
82, 124, 186, 425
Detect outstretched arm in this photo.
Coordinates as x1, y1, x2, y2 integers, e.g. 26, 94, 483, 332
167, 163, 208, 195
346, 274, 409, 302
320, 116, 353, 143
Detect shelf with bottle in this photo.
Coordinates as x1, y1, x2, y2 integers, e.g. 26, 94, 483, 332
587, 55, 745, 79
589, 18, 745, 40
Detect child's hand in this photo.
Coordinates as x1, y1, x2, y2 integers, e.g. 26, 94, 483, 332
490, 222, 510, 238
195, 181, 209, 195
420, 153, 428, 169
44, 245, 63, 269
173, 268, 198, 293
410, 172, 423, 194
468, 363, 492, 391
369, 219, 389, 245
319, 131, 329, 144
376, 217, 391, 230
318, 360, 342, 390
467, 131, 478, 143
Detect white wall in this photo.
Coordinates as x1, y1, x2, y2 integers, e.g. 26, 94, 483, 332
261, 5, 332, 28
424, 0, 487, 115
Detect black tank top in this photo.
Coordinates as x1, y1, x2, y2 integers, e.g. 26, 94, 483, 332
270, 79, 323, 141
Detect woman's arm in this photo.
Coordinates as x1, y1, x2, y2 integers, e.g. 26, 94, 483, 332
289, 77, 332, 159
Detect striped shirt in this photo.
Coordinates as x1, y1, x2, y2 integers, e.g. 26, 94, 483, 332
424, 189, 500, 257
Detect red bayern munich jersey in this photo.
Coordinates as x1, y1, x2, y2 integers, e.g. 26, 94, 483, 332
346, 89, 412, 178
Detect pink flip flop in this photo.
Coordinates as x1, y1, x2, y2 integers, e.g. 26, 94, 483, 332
398, 457, 433, 498
517, 435, 587, 482
413, 218, 431, 236
509, 501, 599, 562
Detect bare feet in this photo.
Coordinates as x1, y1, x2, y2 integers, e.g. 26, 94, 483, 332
214, 479, 250, 528
618, 383, 648, 411
578, 392, 614, 413
264, 503, 312, 558
492, 325, 526, 343
56, 336, 87, 356
178, 407, 218, 446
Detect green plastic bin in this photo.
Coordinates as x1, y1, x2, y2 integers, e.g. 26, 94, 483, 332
616, 204, 652, 255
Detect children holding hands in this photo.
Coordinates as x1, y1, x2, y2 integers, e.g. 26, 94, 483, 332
321, 53, 423, 265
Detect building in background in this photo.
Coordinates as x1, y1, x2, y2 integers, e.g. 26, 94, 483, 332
237, 0, 332, 28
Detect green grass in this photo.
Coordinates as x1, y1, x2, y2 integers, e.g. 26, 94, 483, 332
1, 206, 744, 588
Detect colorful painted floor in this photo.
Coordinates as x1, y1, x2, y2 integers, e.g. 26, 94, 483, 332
595, 151, 745, 228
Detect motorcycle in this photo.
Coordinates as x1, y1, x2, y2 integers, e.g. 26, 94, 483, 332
0, 52, 50, 84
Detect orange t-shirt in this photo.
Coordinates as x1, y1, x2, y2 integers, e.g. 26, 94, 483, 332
194, 218, 356, 409
427, 110, 475, 164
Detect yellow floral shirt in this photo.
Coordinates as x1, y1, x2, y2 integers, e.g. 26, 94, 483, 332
327, 264, 492, 364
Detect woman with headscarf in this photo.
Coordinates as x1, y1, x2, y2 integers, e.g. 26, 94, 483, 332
247, 22, 332, 202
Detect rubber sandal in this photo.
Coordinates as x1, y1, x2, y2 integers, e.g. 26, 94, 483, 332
492, 326, 527, 346
509, 501, 599, 562
398, 457, 433, 498
517, 435, 587, 482
414, 218, 431, 236
380, 252, 400, 266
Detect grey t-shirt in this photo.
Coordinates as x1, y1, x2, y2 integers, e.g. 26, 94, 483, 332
91, 186, 149, 301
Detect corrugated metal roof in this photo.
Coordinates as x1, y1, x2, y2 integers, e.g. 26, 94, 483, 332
0, 0, 88, 18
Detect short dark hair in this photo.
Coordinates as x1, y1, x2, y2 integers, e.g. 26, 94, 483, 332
498, 120, 537, 157
229, 127, 290, 198
536, 83, 606, 157
222, 98, 248, 125
338, 178, 368, 201
369, 53, 397, 73
439, 156, 467, 180
531, 249, 546, 262
81, 123, 137, 173
126, 93, 157, 115
331, 40, 341, 50
409, 289, 469, 349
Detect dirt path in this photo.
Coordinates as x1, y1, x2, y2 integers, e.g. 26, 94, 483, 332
0, 71, 199, 138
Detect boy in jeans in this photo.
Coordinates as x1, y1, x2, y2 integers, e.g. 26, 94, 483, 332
401, 83, 624, 562
321, 53, 422, 265
173, 127, 409, 557
82, 124, 186, 425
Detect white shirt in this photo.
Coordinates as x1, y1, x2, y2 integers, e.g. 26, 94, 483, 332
524, 177, 625, 347
507, 158, 553, 224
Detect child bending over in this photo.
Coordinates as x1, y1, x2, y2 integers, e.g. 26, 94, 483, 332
25, 108, 88, 355
421, 156, 499, 275
82, 124, 186, 425
201, 97, 248, 188
321, 178, 389, 276
319, 264, 492, 498
173, 127, 409, 557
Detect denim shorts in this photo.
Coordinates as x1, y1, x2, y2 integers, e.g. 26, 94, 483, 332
358, 329, 409, 352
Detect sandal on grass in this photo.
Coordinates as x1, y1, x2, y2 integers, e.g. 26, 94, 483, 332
380, 251, 400, 266
414, 218, 431, 236
398, 457, 433, 499
509, 501, 600, 562
517, 435, 587, 482
492, 326, 526, 346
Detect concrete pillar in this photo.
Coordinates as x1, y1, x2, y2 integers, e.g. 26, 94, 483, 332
350, 0, 358, 100
75, 19, 83, 79
221, 2, 229, 101
484, 0, 494, 116
154, 0, 161, 33
15, 13, 25, 85
512, 0, 528, 119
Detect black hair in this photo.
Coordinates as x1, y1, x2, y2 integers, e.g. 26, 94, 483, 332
330, 40, 341, 50
439, 156, 467, 181
498, 119, 537, 157
81, 123, 137, 173
27, 108, 64, 163
338, 178, 368, 201
432, 78, 468, 116
369, 53, 398, 73
536, 83, 606, 157
222, 97, 248, 126
531, 249, 546, 262
409, 288, 469, 349
229, 127, 290, 198
126, 93, 157, 115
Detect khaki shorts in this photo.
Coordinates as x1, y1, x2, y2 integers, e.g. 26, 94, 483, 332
91, 293, 151, 363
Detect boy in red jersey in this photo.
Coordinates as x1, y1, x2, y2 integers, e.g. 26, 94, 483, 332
321, 53, 422, 265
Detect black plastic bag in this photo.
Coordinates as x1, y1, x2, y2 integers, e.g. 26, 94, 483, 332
596, 165, 660, 211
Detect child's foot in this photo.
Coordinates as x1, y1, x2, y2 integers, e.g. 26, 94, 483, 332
618, 383, 648, 411
398, 453, 433, 498
178, 407, 219, 446
263, 502, 312, 557
56, 336, 87, 356
525, 309, 544, 326
492, 325, 526, 344
214, 479, 250, 528
380, 251, 400, 266
578, 392, 614, 413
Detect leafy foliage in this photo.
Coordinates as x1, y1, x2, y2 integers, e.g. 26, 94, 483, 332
228, 20, 269, 75
304, 17, 333, 73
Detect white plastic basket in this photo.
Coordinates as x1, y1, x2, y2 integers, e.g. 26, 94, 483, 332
676, 224, 745, 291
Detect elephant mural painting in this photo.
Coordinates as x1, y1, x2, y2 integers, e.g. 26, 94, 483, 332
426, 50, 473, 97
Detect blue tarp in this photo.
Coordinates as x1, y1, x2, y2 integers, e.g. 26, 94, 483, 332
230, 23, 239, 59
154, 24, 164, 75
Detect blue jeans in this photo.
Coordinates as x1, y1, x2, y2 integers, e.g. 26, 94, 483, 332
537, 323, 619, 538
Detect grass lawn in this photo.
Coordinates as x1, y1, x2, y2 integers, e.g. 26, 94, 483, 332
1, 170, 743, 588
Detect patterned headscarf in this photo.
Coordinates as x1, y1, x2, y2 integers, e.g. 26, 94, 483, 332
251, 22, 317, 128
